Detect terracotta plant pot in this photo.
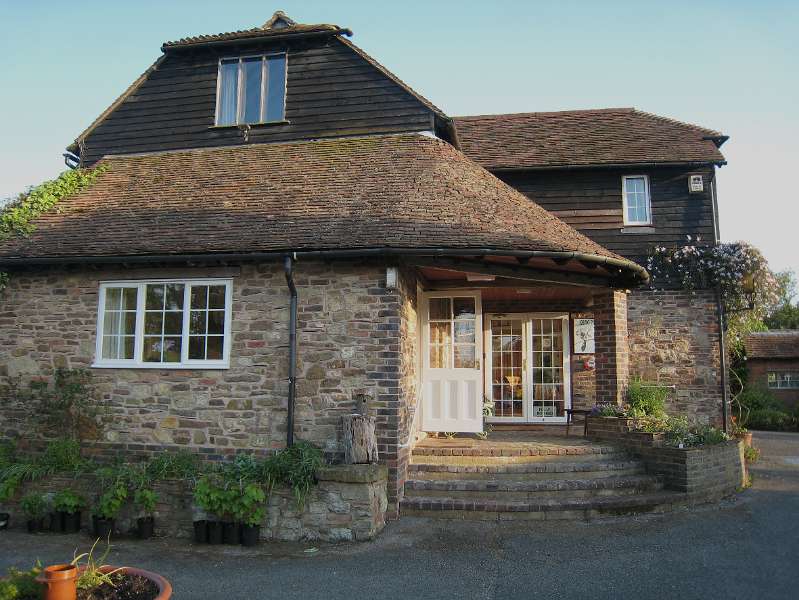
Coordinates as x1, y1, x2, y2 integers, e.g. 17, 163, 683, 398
240, 524, 260, 547
737, 432, 753, 448
93, 516, 114, 539
193, 520, 208, 543
222, 521, 240, 544
62, 511, 81, 533
50, 512, 65, 533
137, 516, 154, 540
35, 563, 78, 600
206, 521, 223, 544
98, 566, 172, 600
0, 512, 9, 530
26, 518, 46, 533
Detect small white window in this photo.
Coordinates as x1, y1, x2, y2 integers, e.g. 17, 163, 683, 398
216, 54, 287, 126
622, 175, 652, 225
94, 279, 232, 369
768, 372, 799, 389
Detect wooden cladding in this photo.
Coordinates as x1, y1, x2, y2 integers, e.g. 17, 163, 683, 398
79, 38, 435, 164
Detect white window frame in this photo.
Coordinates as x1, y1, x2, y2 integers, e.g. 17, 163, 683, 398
622, 175, 652, 226
93, 278, 233, 369
768, 371, 799, 390
214, 53, 287, 126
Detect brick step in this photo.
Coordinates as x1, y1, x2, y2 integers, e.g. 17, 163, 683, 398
411, 444, 618, 458
409, 451, 628, 467
400, 490, 687, 521
404, 474, 663, 500
407, 459, 645, 480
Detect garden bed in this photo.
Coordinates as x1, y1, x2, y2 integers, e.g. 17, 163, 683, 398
587, 416, 747, 501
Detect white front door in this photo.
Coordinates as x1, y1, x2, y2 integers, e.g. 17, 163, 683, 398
485, 313, 571, 424
421, 292, 484, 433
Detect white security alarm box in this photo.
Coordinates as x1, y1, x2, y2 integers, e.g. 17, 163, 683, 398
689, 175, 703, 193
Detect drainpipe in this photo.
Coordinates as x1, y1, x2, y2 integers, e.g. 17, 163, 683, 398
716, 288, 729, 433
284, 253, 298, 447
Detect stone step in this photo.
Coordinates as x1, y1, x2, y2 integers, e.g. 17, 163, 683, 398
411, 443, 618, 458
410, 451, 628, 467
400, 490, 686, 521
404, 474, 663, 500
407, 459, 646, 480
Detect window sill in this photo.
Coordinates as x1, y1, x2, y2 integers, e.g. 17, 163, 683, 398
209, 120, 290, 130
621, 225, 655, 234
92, 362, 230, 370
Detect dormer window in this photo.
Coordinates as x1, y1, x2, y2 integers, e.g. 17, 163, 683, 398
216, 54, 287, 126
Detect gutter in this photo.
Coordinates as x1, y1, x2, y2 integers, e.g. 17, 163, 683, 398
0, 247, 649, 283
489, 160, 727, 173
283, 254, 298, 447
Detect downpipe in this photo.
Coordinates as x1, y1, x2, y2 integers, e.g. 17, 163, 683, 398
284, 254, 298, 447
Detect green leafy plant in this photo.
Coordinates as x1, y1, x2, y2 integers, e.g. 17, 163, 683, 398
0, 166, 107, 293
72, 537, 121, 590
0, 438, 89, 502
27, 369, 106, 441
133, 488, 158, 517
0, 562, 42, 600
626, 378, 669, 418
234, 482, 266, 526
20, 492, 48, 520
53, 489, 87, 513
269, 442, 324, 510
744, 446, 761, 462
144, 450, 199, 481
94, 479, 128, 520
193, 474, 227, 518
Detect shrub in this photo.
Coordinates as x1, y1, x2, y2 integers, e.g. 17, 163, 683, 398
634, 415, 729, 448
133, 488, 158, 516
53, 489, 87, 513
744, 446, 761, 462
20, 492, 48, 520
626, 379, 669, 418
0, 563, 42, 600
747, 408, 798, 431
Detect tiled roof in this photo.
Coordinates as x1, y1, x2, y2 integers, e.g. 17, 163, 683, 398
454, 108, 727, 170
0, 134, 636, 273
745, 332, 799, 359
162, 12, 344, 49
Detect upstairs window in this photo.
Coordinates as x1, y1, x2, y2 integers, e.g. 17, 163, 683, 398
95, 279, 232, 369
622, 175, 652, 225
216, 54, 287, 126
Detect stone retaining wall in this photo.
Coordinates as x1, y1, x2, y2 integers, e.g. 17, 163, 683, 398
587, 416, 745, 501
1, 464, 387, 543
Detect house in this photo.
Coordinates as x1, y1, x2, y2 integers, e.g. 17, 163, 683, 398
745, 332, 799, 409
0, 12, 728, 512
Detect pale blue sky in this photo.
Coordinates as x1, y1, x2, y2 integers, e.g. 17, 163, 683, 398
1, 0, 796, 272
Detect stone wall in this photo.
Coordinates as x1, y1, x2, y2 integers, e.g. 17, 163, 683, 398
2, 464, 387, 542
627, 289, 722, 423
0, 260, 409, 506
587, 416, 745, 501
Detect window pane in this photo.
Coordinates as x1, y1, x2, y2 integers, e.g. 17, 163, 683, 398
122, 288, 138, 310
218, 59, 239, 126
242, 57, 263, 123
453, 297, 475, 320
106, 288, 121, 310
265, 55, 286, 122
191, 286, 208, 309
165, 284, 184, 310
103, 311, 121, 335
189, 336, 205, 360
144, 313, 163, 335
208, 286, 226, 309
162, 337, 182, 362
163, 312, 183, 335
207, 311, 225, 335
430, 322, 451, 345
429, 298, 450, 320
143, 337, 162, 362
429, 344, 449, 369
190, 310, 206, 335
146, 284, 165, 310
207, 336, 224, 360
454, 320, 475, 344
454, 344, 475, 369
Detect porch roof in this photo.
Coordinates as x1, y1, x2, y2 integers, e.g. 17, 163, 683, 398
0, 133, 646, 285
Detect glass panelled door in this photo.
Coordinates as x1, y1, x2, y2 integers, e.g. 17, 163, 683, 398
486, 314, 571, 423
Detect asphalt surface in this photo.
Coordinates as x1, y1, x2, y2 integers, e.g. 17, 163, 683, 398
2, 430, 798, 599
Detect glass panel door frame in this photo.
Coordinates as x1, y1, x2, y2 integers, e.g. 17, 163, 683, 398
484, 312, 572, 424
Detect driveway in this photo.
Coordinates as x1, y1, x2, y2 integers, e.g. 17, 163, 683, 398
2, 431, 798, 599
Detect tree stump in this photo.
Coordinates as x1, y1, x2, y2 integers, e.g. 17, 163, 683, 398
342, 414, 378, 464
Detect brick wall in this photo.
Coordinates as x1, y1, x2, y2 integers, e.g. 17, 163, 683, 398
0, 260, 411, 504
593, 290, 629, 405
627, 289, 722, 423
747, 358, 799, 410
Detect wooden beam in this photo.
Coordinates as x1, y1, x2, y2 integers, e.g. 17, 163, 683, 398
404, 257, 614, 288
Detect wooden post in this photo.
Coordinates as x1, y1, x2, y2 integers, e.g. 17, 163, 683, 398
342, 414, 378, 464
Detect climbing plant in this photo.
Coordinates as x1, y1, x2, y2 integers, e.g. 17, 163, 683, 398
0, 165, 107, 292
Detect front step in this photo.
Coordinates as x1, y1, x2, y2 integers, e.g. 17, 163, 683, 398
405, 474, 663, 500
412, 442, 618, 458
408, 458, 646, 480
400, 490, 686, 521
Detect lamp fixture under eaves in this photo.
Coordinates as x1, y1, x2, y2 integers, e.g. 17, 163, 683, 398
466, 273, 496, 282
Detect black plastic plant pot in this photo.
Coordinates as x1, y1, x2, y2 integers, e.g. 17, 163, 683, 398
193, 520, 208, 544
240, 524, 260, 547
50, 512, 65, 533
26, 518, 46, 534
222, 521, 240, 544
94, 517, 114, 539
137, 516, 155, 540
62, 511, 81, 533
0, 513, 9, 530
207, 521, 223, 545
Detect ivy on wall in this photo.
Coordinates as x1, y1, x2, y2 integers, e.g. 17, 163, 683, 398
0, 165, 107, 292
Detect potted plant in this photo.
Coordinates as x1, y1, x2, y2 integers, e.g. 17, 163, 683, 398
93, 481, 127, 539
235, 482, 266, 547
731, 416, 753, 448
133, 488, 158, 540
218, 486, 240, 545
21, 492, 48, 533
53, 489, 87, 534
193, 475, 223, 544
